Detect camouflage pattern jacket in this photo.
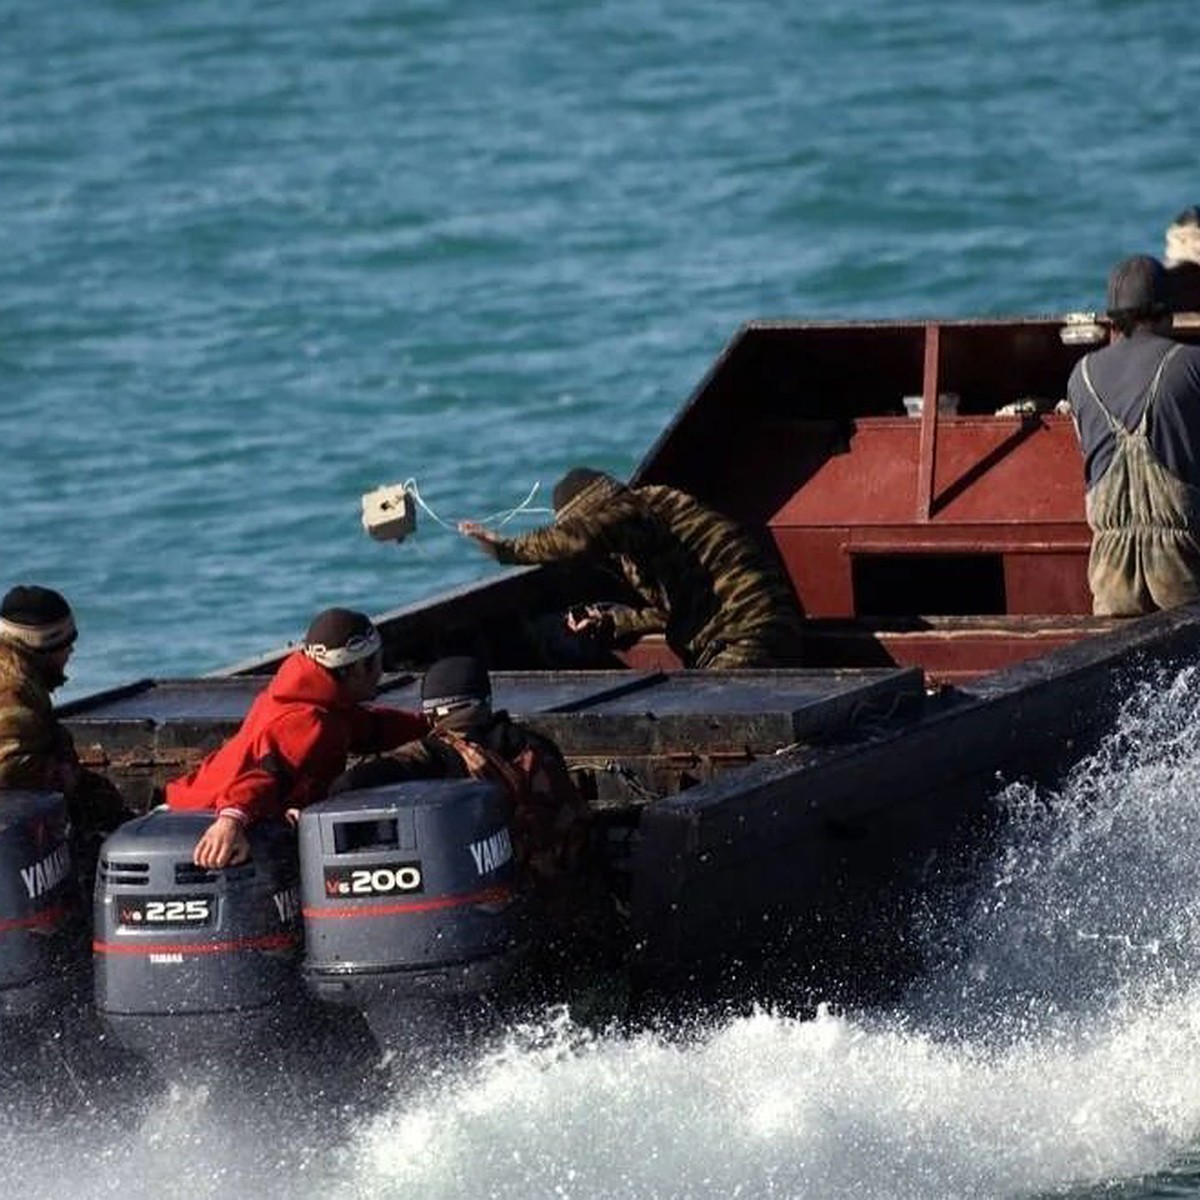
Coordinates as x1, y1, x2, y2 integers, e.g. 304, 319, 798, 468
335, 711, 590, 883
0, 638, 75, 793
490, 478, 805, 668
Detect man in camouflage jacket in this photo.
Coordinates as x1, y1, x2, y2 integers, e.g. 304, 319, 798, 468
460, 468, 805, 669
331, 655, 591, 884
0, 585, 132, 884
0, 586, 82, 794
332, 656, 616, 997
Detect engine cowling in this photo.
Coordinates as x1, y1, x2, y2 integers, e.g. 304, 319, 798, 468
299, 779, 529, 1036
93, 808, 301, 1062
0, 790, 78, 1019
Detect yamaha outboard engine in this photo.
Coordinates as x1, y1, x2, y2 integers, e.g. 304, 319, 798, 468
0, 790, 79, 1020
94, 809, 302, 1065
299, 779, 529, 1048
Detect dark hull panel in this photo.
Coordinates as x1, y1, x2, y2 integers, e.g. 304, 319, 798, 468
61, 666, 925, 812
631, 603, 1200, 999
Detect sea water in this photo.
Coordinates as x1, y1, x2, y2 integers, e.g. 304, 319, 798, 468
3, 0, 1198, 701
5, 1, 1200, 1194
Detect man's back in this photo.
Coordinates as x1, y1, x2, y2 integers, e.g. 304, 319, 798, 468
632, 484, 804, 664
533, 479, 805, 666
1068, 330, 1200, 491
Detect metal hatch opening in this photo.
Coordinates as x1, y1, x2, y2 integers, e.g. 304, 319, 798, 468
852, 553, 1006, 616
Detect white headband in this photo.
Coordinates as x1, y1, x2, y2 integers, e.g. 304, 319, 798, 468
1165, 222, 1200, 268
302, 625, 381, 669
422, 693, 491, 717
0, 615, 77, 652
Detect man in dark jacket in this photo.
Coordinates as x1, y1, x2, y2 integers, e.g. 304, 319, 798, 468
459, 468, 805, 669
332, 655, 591, 884
0, 585, 132, 886
166, 607, 429, 869
1067, 256, 1200, 615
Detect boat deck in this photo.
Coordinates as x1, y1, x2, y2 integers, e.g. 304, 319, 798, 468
61, 666, 925, 810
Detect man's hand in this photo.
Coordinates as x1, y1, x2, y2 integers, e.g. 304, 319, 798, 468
458, 521, 504, 558
193, 815, 251, 869
565, 605, 615, 645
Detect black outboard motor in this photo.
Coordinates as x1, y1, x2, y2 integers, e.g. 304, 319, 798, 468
94, 808, 302, 1064
299, 780, 529, 1047
0, 790, 78, 1020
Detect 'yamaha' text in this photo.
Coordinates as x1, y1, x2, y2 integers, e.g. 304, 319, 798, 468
21, 844, 72, 900
272, 885, 300, 924
468, 827, 513, 876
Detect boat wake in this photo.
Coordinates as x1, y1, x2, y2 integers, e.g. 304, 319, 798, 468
9, 666, 1200, 1199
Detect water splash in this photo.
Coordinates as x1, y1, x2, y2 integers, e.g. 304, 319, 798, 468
10, 669, 1200, 1199
907, 665, 1200, 1044
330, 667, 1200, 1200
326, 995, 1200, 1200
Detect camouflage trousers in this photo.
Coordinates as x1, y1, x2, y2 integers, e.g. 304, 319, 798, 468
694, 626, 806, 669
1088, 527, 1200, 616
1081, 343, 1200, 616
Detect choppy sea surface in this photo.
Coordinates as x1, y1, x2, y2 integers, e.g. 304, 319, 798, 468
4, 1, 1200, 1195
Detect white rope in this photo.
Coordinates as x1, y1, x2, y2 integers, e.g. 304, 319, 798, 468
400, 477, 456, 532
479, 480, 554, 527
401, 477, 553, 533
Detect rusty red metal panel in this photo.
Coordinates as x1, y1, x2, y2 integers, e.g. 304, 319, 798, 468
1003, 553, 1093, 615
930, 417, 1085, 523
614, 641, 682, 671
843, 523, 1089, 552
877, 627, 1099, 685
770, 528, 855, 617
765, 406, 1092, 620
770, 418, 1085, 527
916, 322, 940, 521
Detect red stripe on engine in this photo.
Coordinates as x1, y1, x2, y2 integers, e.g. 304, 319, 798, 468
303, 885, 512, 920
0, 905, 69, 933
92, 932, 298, 956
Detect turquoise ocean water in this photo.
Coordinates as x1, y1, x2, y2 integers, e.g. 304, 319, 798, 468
5, 1, 1200, 1196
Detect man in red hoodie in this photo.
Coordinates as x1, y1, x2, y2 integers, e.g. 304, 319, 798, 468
166, 608, 428, 869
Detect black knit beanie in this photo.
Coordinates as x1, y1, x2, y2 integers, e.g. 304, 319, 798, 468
0, 585, 77, 652
552, 468, 605, 513
551, 467, 627, 520
421, 655, 492, 714
1106, 255, 1168, 319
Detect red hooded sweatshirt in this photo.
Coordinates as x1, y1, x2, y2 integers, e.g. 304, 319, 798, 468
165, 651, 428, 826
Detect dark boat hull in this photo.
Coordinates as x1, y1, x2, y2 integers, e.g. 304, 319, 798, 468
631, 603, 1200, 1004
